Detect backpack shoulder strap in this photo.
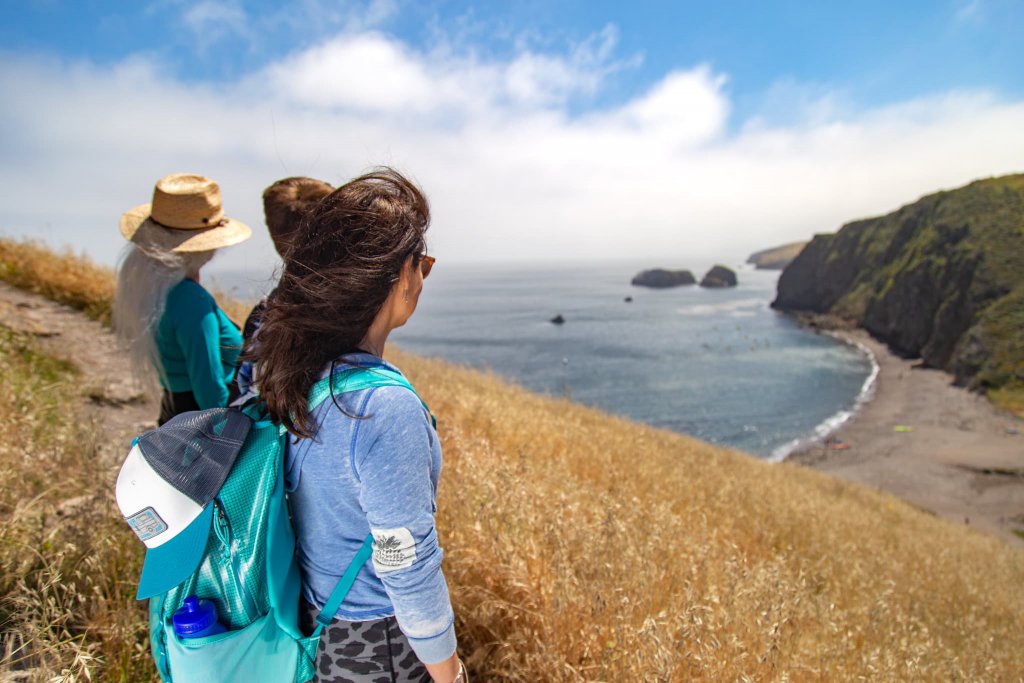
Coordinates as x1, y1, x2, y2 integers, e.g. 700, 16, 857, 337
312, 533, 375, 634
308, 365, 435, 427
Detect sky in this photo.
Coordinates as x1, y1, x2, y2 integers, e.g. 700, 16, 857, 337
1, 0, 1022, 274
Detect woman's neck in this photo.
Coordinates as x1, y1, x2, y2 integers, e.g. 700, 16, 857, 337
358, 319, 389, 358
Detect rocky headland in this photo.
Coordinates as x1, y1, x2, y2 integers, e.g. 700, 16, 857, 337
746, 241, 807, 270
772, 173, 1024, 402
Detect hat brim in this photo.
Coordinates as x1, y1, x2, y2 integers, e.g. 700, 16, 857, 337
136, 503, 213, 600
120, 203, 252, 253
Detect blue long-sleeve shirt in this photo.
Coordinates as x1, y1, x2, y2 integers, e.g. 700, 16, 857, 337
285, 353, 457, 664
155, 279, 241, 408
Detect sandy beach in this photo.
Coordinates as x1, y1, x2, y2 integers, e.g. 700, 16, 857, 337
790, 328, 1024, 548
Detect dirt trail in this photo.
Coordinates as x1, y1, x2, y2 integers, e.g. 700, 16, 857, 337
0, 282, 156, 462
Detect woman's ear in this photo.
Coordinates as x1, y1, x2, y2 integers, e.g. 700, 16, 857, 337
398, 254, 415, 300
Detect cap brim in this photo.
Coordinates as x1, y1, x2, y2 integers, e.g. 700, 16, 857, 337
136, 503, 214, 600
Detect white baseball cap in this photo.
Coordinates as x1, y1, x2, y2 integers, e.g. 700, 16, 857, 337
115, 409, 251, 600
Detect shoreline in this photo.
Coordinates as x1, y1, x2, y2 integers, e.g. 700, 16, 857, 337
769, 331, 881, 462
787, 327, 1024, 547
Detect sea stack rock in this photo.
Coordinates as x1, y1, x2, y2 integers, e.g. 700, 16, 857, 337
700, 265, 738, 288
631, 269, 696, 289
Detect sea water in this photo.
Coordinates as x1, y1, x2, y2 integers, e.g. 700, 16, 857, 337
212, 263, 873, 460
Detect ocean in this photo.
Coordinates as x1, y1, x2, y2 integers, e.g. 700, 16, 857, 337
211, 262, 875, 460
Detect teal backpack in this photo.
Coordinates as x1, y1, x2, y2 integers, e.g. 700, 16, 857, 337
121, 366, 431, 683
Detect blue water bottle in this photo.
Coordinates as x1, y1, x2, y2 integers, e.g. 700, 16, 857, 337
172, 595, 227, 638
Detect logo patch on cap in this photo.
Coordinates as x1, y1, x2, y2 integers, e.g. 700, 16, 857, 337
127, 506, 169, 542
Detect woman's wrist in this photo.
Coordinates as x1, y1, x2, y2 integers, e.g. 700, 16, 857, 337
425, 653, 462, 683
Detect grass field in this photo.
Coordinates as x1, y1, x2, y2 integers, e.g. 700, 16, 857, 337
1, 237, 1022, 681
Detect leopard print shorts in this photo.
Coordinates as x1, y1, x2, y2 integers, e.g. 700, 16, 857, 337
300, 599, 432, 683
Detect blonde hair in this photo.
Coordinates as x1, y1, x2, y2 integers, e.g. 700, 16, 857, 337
113, 244, 214, 394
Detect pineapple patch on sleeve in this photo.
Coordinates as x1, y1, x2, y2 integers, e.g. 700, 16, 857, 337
371, 527, 417, 573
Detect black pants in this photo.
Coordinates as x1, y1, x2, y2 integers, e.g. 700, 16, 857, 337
157, 382, 240, 425
158, 390, 201, 425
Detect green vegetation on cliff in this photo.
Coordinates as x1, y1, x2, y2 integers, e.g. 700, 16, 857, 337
772, 174, 1024, 406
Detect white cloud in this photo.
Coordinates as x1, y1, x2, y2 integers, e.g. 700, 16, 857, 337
0, 27, 1022, 278
608, 67, 729, 146
182, 0, 249, 42
503, 24, 636, 108
259, 25, 636, 118
262, 33, 436, 112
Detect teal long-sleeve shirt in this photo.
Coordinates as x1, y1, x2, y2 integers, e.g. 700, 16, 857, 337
155, 278, 242, 409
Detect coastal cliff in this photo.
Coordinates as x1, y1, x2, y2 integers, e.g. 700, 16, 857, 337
772, 174, 1024, 396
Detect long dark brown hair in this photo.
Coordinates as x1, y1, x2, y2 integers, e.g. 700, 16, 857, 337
251, 167, 429, 438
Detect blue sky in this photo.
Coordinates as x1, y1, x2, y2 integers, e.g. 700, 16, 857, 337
1, 0, 1022, 270
6, 1, 1021, 121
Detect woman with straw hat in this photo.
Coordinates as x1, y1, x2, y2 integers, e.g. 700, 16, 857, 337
114, 173, 251, 424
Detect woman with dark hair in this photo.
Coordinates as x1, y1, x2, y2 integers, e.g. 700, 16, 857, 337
251, 168, 462, 683
236, 176, 334, 396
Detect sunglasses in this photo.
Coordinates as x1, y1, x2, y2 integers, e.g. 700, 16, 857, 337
419, 254, 436, 278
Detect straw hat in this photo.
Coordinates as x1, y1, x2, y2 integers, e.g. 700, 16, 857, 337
120, 174, 252, 253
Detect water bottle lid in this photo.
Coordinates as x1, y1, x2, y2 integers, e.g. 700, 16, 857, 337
172, 595, 220, 636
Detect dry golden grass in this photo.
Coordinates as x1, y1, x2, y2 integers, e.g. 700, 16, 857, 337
0, 237, 254, 328
392, 349, 1024, 681
0, 239, 115, 324
1, 238, 1022, 681
0, 327, 154, 682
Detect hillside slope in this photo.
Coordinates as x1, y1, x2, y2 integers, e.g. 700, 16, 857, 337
772, 174, 1024, 400
1, 238, 1022, 681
